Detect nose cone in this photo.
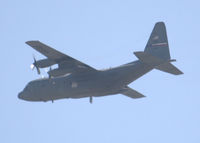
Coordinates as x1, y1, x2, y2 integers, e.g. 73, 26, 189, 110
18, 92, 23, 99
18, 91, 38, 101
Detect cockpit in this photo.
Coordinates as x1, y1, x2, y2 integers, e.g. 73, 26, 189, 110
18, 81, 38, 101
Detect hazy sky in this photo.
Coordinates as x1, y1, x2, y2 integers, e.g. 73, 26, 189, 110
1, 0, 199, 143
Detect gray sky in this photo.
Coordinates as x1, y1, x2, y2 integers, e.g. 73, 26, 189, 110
1, 0, 199, 143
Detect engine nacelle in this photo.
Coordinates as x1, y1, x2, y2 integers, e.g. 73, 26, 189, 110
34, 59, 56, 68
48, 68, 73, 77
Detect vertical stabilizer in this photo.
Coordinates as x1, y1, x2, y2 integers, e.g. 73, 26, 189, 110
134, 22, 183, 75
145, 22, 170, 61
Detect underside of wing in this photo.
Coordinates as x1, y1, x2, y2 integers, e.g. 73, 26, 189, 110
26, 41, 96, 75
120, 86, 146, 99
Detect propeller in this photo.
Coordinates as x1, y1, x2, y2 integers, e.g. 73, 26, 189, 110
48, 66, 52, 78
30, 55, 41, 75
44, 66, 52, 78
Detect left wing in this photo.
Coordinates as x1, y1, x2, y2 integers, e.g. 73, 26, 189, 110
26, 41, 96, 74
120, 86, 146, 99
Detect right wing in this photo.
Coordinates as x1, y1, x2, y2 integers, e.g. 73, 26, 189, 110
120, 86, 146, 99
26, 41, 97, 74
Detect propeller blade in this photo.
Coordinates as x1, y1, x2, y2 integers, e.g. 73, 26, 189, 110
32, 55, 40, 75
48, 66, 52, 78
36, 66, 41, 74
90, 96, 93, 104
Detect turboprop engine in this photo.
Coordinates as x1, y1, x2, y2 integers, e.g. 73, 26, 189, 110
31, 56, 56, 74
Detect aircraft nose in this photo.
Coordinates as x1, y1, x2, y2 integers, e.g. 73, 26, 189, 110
18, 92, 23, 99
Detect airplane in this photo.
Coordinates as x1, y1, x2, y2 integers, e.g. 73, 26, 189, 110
18, 22, 183, 103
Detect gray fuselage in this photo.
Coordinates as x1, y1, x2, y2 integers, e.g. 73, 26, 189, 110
18, 60, 153, 102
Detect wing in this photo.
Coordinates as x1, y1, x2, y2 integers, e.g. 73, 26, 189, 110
120, 86, 146, 99
26, 41, 96, 73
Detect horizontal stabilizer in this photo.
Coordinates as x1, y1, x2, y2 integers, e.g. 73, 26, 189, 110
120, 86, 145, 99
155, 62, 183, 75
134, 51, 165, 66
134, 51, 183, 75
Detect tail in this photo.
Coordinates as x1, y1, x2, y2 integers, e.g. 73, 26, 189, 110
134, 22, 183, 75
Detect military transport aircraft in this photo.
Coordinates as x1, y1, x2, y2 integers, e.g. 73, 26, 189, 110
18, 22, 183, 103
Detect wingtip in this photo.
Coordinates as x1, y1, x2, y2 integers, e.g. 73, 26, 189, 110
25, 40, 41, 47
178, 71, 184, 75
25, 40, 40, 44
171, 68, 184, 75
